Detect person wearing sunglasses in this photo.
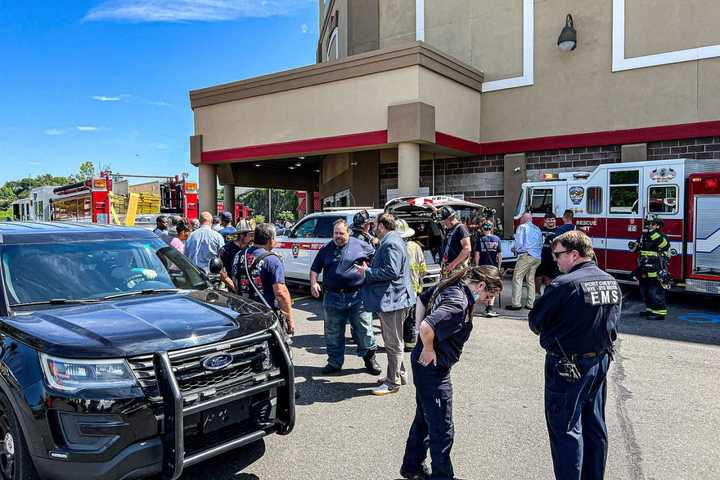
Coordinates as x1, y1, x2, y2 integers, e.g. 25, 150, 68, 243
528, 230, 621, 480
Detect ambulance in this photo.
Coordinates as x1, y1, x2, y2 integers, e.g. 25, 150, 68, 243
515, 158, 720, 294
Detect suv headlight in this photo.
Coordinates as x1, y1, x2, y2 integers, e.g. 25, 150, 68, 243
39, 353, 137, 393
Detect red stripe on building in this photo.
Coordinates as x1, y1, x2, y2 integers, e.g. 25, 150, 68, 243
202, 130, 389, 163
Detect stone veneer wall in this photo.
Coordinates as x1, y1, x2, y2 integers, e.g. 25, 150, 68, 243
647, 137, 720, 160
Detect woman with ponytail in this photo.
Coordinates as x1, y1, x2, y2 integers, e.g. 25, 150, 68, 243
400, 266, 503, 480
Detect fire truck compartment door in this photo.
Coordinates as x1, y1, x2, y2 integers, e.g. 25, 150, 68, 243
693, 195, 720, 275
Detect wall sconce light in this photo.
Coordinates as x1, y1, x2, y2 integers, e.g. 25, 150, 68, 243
513, 167, 521, 173
557, 14, 577, 51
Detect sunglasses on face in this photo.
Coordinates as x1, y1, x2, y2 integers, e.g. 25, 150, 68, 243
552, 250, 569, 259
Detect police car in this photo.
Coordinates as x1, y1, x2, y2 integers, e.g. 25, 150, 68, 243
275, 208, 443, 288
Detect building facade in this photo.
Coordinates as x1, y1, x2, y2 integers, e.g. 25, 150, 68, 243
190, 0, 720, 232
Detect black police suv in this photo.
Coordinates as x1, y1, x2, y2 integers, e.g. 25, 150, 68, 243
0, 222, 295, 480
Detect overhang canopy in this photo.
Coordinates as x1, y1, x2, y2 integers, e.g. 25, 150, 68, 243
189, 42, 484, 165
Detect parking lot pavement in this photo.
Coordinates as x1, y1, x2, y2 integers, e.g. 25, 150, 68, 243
180, 283, 720, 480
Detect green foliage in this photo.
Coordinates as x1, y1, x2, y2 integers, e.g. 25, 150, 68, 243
77, 161, 96, 181
0, 174, 70, 211
239, 189, 299, 221
277, 210, 295, 223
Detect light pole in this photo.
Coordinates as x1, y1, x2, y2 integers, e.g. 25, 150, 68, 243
268, 188, 272, 223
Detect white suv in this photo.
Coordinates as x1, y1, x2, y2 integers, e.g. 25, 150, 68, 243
275, 208, 442, 289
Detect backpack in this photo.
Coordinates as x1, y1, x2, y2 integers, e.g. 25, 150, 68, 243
234, 249, 280, 306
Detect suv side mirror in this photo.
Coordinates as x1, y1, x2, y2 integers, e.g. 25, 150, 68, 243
208, 257, 224, 275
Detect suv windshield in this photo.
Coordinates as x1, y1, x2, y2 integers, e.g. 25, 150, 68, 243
1, 239, 207, 306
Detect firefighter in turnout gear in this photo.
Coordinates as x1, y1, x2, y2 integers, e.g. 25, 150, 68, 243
351, 209, 378, 247
630, 216, 670, 320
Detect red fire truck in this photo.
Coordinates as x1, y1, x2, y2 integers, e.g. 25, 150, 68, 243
515, 158, 720, 295
50, 173, 199, 224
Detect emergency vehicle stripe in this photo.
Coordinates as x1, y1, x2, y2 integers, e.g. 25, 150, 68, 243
277, 242, 325, 251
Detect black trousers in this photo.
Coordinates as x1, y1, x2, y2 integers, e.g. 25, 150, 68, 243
402, 351, 455, 480
639, 275, 667, 317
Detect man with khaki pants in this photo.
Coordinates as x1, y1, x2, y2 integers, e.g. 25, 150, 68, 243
508, 212, 543, 310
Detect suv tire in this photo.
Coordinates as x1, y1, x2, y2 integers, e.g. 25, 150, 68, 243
0, 391, 38, 480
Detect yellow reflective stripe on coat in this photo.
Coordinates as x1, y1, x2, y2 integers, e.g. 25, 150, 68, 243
646, 271, 658, 277
658, 239, 669, 248
650, 232, 661, 240
647, 308, 668, 315
640, 251, 658, 256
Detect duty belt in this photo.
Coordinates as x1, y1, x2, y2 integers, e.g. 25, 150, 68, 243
547, 350, 603, 360
326, 287, 360, 294
640, 251, 658, 256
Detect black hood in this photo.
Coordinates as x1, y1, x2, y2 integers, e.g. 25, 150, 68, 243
1, 290, 276, 358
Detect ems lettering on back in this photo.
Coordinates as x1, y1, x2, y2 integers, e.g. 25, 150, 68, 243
581, 280, 621, 306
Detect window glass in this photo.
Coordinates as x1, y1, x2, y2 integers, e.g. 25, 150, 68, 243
315, 216, 344, 238
587, 187, 603, 214
609, 186, 639, 214
516, 188, 527, 216
291, 218, 318, 238
529, 188, 553, 214
1, 240, 205, 306
610, 170, 639, 185
648, 185, 678, 214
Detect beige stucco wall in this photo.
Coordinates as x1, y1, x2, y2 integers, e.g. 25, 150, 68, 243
479, 0, 720, 143
418, 68, 481, 142
379, 0, 415, 49
625, 0, 720, 58
425, 0, 523, 82
194, 66, 421, 151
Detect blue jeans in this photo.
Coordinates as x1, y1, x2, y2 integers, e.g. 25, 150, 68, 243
322, 290, 377, 368
545, 353, 610, 480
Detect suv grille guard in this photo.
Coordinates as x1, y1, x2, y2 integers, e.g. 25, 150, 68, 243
152, 328, 295, 480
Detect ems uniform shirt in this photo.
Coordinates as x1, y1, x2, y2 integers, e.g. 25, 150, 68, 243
243, 246, 285, 308
475, 234, 502, 267
528, 261, 621, 354
555, 223, 576, 235
219, 242, 243, 278
417, 284, 475, 368
310, 237, 375, 291
441, 223, 471, 265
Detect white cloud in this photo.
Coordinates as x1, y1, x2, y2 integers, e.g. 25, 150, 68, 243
300, 23, 309, 34
155, 143, 169, 149
91, 95, 123, 102
83, 0, 314, 23
44, 128, 65, 136
77, 126, 99, 132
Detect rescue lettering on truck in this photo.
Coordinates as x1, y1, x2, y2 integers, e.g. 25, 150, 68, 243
514, 158, 720, 295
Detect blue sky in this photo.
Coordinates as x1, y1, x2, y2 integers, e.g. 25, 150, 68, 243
0, 0, 319, 185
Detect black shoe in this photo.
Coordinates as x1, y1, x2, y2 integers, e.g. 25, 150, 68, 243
400, 465, 430, 480
646, 314, 666, 321
363, 350, 382, 375
523, 306, 533, 310
506, 305, 523, 311
321, 363, 342, 374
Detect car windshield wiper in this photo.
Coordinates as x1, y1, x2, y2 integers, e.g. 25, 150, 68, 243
13, 298, 104, 307
101, 288, 182, 300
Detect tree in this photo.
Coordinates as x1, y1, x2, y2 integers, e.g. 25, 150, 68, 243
77, 161, 96, 181
239, 189, 299, 221
0, 173, 70, 218
277, 211, 295, 223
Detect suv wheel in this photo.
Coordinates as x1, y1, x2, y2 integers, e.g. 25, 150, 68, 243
0, 392, 37, 480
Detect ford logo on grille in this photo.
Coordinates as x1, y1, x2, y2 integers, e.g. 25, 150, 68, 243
202, 353, 233, 371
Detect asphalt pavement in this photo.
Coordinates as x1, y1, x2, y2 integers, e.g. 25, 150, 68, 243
179, 281, 720, 480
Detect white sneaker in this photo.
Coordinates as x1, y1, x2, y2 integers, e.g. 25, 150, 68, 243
485, 311, 499, 318
372, 384, 400, 396
377, 376, 408, 385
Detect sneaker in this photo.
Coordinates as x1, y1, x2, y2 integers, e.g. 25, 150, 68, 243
321, 363, 341, 374
485, 310, 499, 318
400, 465, 431, 480
371, 384, 400, 396
363, 350, 382, 375
506, 305, 523, 311
377, 376, 408, 386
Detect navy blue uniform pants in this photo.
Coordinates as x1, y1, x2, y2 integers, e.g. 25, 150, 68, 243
402, 357, 454, 480
544, 353, 610, 480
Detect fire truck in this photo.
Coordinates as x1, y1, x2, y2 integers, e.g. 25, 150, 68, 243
15, 173, 199, 225
515, 158, 720, 295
